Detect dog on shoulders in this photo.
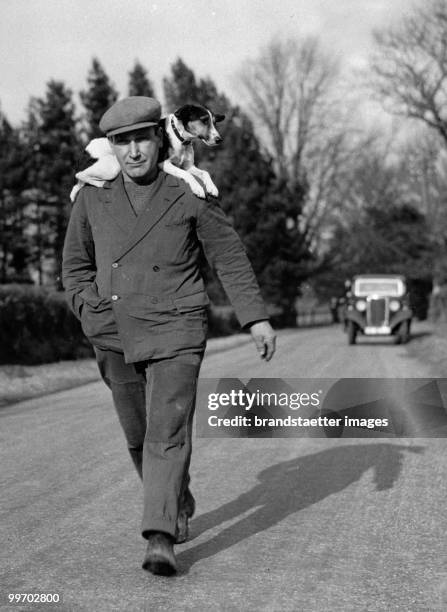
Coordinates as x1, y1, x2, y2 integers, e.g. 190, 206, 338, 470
70, 103, 225, 203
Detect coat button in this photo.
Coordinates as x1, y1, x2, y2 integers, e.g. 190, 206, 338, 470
111, 294, 119, 301
151, 297, 158, 303
112, 262, 119, 268
153, 265, 160, 272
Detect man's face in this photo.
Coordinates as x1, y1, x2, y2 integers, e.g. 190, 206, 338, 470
109, 127, 161, 183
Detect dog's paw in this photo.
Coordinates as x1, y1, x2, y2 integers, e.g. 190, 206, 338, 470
206, 184, 219, 198
188, 182, 206, 199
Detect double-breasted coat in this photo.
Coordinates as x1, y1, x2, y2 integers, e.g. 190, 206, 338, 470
62, 171, 268, 362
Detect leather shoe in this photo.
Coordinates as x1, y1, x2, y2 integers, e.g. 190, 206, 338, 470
176, 488, 196, 544
142, 532, 177, 576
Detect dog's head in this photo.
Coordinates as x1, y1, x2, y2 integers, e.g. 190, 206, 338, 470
174, 104, 225, 146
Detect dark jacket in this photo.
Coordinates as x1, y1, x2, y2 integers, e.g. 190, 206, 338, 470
62, 171, 268, 363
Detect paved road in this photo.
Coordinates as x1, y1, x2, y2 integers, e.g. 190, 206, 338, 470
1, 323, 447, 611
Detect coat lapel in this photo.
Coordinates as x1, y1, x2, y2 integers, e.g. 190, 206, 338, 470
104, 172, 186, 261
101, 173, 137, 233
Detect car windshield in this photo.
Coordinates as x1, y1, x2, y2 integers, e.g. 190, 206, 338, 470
354, 279, 404, 297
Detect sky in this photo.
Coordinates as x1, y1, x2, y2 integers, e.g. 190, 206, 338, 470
1, 0, 414, 126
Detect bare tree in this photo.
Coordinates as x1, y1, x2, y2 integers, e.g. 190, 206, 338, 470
370, 0, 447, 145
238, 36, 338, 185
400, 128, 447, 247
237, 36, 353, 253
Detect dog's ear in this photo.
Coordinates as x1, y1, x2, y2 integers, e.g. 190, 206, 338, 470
174, 104, 202, 123
214, 113, 225, 123
174, 105, 188, 119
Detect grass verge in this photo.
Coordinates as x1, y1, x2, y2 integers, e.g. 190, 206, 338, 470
406, 321, 447, 377
0, 334, 252, 408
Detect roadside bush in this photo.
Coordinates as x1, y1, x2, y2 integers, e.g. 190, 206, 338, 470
0, 284, 92, 365
407, 278, 432, 320
0, 286, 248, 365
207, 303, 285, 335
207, 305, 241, 337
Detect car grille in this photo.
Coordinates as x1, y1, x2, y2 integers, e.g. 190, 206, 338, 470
368, 298, 387, 326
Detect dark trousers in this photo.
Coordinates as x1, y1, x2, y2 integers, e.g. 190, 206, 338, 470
95, 347, 203, 538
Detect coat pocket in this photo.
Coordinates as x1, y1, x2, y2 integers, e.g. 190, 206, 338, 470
78, 284, 117, 340
126, 295, 175, 321
173, 292, 210, 313
78, 283, 110, 311
174, 292, 209, 331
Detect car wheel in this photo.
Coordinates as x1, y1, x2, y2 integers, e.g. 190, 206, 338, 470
396, 321, 410, 344
347, 321, 357, 345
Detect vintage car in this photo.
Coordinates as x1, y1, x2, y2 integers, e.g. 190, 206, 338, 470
343, 274, 412, 345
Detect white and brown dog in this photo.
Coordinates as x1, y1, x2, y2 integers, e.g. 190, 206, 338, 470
70, 104, 225, 202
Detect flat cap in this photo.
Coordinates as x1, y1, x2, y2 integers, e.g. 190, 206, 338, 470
99, 96, 162, 137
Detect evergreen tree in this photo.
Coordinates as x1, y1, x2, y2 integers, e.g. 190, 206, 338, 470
80, 58, 118, 139
323, 203, 434, 317
0, 111, 31, 282
163, 58, 202, 110
327, 204, 434, 280
128, 60, 155, 97
24, 80, 82, 285
163, 60, 309, 324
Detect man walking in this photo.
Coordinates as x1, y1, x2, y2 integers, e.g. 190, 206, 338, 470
62, 96, 276, 575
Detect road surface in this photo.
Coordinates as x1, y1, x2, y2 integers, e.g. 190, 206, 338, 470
1, 323, 446, 611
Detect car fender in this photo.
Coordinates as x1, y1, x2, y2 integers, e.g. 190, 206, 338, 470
344, 309, 365, 330
390, 310, 413, 331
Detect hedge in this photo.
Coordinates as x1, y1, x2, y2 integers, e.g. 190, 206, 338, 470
0, 285, 242, 365
0, 285, 92, 365
207, 304, 241, 337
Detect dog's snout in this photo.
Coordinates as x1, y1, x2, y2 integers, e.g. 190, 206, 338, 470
215, 136, 223, 144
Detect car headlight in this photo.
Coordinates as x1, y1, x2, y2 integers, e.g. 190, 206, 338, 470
355, 300, 367, 312
389, 299, 401, 312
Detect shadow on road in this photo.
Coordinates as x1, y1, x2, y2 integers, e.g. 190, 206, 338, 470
409, 330, 432, 340
178, 443, 424, 572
